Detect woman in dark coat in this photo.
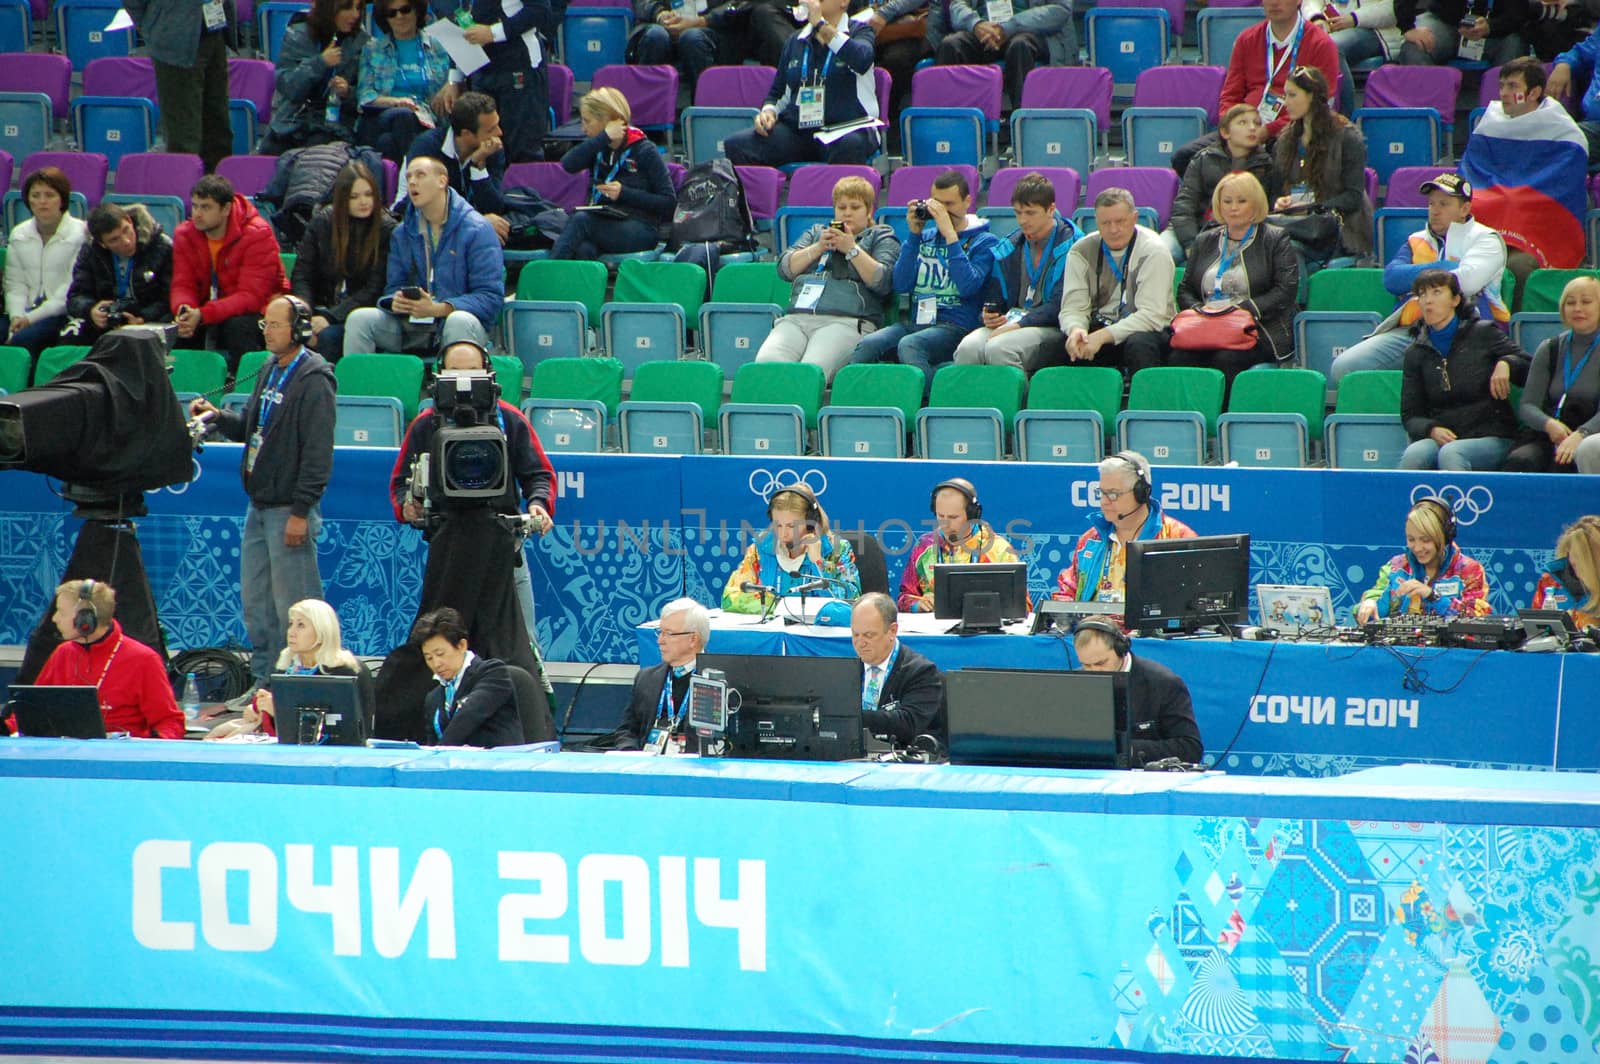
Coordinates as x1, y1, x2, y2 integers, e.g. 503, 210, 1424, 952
549, 86, 676, 261
291, 161, 396, 359
1270, 65, 1372, 258
258, 0, 368, 155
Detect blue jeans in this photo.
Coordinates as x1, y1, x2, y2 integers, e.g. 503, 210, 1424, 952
851, 321, 967, 398
1329, 328, 1409, 387
630, 24, 720, 92
312, 321, 346, 362
550, 210, 659, 260
1400, 436, 1513, 471
358, 106, 426, 163
241, 503, 325, 682
10, 314, 65, 362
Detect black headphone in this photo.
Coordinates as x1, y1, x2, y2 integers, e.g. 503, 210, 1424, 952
73, 579, 99, 637
1413, 497, 1457, 545
276, 294, 315, 346
1112, 451, 1151, 506
768, 482, 822, 528
930, 478, 982, 521
1074, 616, 1130, 659
1550, 556, 1588, 601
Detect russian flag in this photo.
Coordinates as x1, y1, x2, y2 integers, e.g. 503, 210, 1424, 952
1460, 100, 1589, 269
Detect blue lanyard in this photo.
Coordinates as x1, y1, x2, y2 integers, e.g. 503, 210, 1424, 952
1266, 18, 1303, 92
113, 256, 132, 299
1022, 226, 1059, 303
433, 677, 458, 739
798, 36, 834, 85
257, 349, 306, 433
592, 143, 633, 204
1212, 225, 1254, 301
937, 526, 983, 564
1558, 332, 1599, 417
656, 671, 690, 728
863, 642, 899, 710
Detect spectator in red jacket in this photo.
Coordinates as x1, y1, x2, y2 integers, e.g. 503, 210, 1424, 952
21, 579, 185, 740
171, 174, 291, 377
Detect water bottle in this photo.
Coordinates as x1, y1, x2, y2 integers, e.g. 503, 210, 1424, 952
325, 89, 341, 126
181, 672, 202, 720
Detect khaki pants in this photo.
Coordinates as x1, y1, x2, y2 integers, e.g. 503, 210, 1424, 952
755, 313, 875, 383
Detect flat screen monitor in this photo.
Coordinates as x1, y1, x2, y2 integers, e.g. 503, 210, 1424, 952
933, 562, 1030, 628
6, 686, 106, 739
1124, 533, 1251, 634
945, 669, 1124, 769
272, 674, 366, 746
698, 653, 864, 762
1518, 608, 1577, 640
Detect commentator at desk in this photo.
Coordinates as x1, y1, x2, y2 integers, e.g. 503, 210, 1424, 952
1075, 615, 1202, 766
612, 598, 710, 754
1053, 451, 1195, 605
898, 477, 1018, 612
852, 592, 947, 746
723, 483, 860, 613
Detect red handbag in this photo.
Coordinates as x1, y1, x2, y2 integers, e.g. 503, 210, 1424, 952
1169, 303, 1259, 352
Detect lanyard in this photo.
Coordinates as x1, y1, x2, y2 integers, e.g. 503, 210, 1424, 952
1022, 226, 1059, 303
1096, 239, 1134, 319
1558, 332, 1599, 417
257, 349, 306, 433
937, 526, 983, 564
862, 642, 899, 710
592, 143, 633, 203
114, 255, 133, 299
1212, 225, 1255, 300
433, 678, 458, 739
1266, 17, 1304, 90
422, 219, 439, 291
656, 671, 691, 729
798, 36, 834, 85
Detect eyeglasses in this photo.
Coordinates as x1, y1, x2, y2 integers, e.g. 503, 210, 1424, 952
387, 5, 414, 14
1099, 487, 1138, 503
657, 629, 694, 639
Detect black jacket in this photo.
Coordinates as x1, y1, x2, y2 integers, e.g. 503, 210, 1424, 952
1271, 122, 1373, 254
615, 662, 706, 753
291, 205, 397, 324
1170, 141, 1277, 250
1401, 315, 1530, 442
388, 398, 556, 521
860, 643, 946, 745
1180, 222, 1300, 361
559, 129, 676, 228
1126, 654, 1203, 766
405, 125, 510, 218
213, 348, 336, 516
424, 653, 525, 747
264, 14, 366, 143
65, 203, 174, 325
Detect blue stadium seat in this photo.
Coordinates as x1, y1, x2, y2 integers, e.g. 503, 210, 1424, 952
1511, 312, 1563, 357
776, 205, 836, 249
600, 302, 686, 374
818, 406, 909, 458
1355, 108, 1442, 183
1072, 205, 1159, 233
256, 1, 308, 65
0, 93, 52, 165
719, 403, 807, 456
101, 193, 184, 235
1121, 107, 1208, 168
1009, 108, 1096, 174
55, 0, 134, 70
1374, 207, 1428, 265
4, 190, 90, 232
1014, 409, 1106, 463
1085, 9, 1170, 96
229, 99, 258, 158
502, 301, 589, 368
333, 395, 403, 447
1196, 7, 1258, 66
560, 8, 632, 83
699, 302, 782, 378
1115, 409, 1207, 466
1293, 310, 1382, 379
900, 106, 987, 169
1324, 413, 1408, 469
618, 401, 704, 454
72, 96, 157, 168
1218, 413, 1309, 468
0, 0, 29, 52
682, 106, 757, 167
522, 398, 608, 453
916, 407, 1006, 460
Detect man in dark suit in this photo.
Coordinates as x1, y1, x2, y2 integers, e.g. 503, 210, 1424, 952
1074, 615, 1203, 767
614, 598, 710, 754
852, 592, 947, 746
414, 607, 525, 748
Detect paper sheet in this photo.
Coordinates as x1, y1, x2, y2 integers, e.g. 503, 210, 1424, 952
813, 117, 886, 145
423, 20, 490, 76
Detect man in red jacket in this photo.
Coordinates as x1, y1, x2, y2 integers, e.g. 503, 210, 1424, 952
26, 579, 185, 740
1219, 0, 1341, 141
171, 174, 290, 378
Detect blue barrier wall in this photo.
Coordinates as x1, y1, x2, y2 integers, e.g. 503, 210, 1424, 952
0, 452, 1571, 664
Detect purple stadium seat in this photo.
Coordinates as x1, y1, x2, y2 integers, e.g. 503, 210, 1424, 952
21, 150, 109, 207
988, 166, 1081, 212
875, 67, 891, 124
216, 154, 280, 198
83, 55, 157, 100
0, 53, 72, 120
667, 160, 686, 189
1114, 0, 1186, 35
1133, 65, 1225, 124
548, 63, 572, 126
228, 58, 276, 122
0, 149, 12, 193
115, 152, 205, 199
591, 64, 678, 131
911, 64, 1003, 122
1363, 65, 1461, 123
28, 0, 46, 16
788, 164, 879, 206
505, 161, 588, 211
1020, 66, 1113, 129
885, 164, 982, 206
734, 165, 783, 222
1383, 166, 1448, 209
1086, 166, 1180, 228
383, 158, 397, 204
696, 65, 776, 108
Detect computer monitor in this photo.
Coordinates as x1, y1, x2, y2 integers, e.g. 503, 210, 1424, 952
1518, 608, 1577, 640
1124, 533, 1251, 634
933, 562, 1030, 630
271, 674, 367, 746
6, 686, 107, 739
945, 669, 1125, 769
698, 653, 864, 762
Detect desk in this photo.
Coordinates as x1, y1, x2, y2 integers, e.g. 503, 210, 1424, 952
638, 615, 1600, 775
2, 742, 1597, 1061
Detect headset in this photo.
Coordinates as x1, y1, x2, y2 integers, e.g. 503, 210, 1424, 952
276, 293, 315, 347
1412, 497, 1457, 545
1073, 616, 1130, 659
1111, 451, 1151, 507
73, 579, 100, 637
1549, 556, 1588, 602
930, 478, 982, 521
767, 482, 822, 528
437, 338, 494, 375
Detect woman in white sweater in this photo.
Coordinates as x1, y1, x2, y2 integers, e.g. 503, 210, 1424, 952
4, 167, 88, 368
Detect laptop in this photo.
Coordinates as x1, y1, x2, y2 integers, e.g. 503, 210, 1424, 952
6, 686, 107, 739
945, 669, 1123, 770
1255, 584, 1336, 635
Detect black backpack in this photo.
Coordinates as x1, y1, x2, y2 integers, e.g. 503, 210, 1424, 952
668, 158, 757, 253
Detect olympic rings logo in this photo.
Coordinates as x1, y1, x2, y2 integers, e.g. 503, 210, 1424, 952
1411, 484, 1493, 526
748, 468, 828, 502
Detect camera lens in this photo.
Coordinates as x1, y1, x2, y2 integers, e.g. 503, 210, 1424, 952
444, 438, 504, 492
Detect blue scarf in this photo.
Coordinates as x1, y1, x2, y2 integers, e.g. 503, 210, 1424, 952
1426, 316, 1461, 355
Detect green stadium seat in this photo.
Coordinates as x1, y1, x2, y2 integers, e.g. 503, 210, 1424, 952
32, 345, 92, 386
167, 349, 228, 399
1306, 268, 1394, 315
336, 352, 426, 424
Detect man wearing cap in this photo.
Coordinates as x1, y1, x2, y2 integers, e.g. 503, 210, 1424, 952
898, 477, 1018, 613
1329, 172, 1508, 385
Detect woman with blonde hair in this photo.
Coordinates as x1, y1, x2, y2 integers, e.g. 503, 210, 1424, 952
1504, 275, 1600, 473
722, 484, 860, 613
551, 86, 675, 261
1355, 498, 1493, 623
246, 599, 376, 738
1531, 516, 1600, 628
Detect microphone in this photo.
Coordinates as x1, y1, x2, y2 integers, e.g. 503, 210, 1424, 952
740, 580, 777, 597
789, 578, 829, 594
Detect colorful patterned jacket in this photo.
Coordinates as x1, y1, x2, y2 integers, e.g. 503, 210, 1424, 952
898, 524, 1018, 612
1531, 572, 1597, 629
1052, 507, 1195, 603
722, 532, 860, 614
1359, 543, 1492, 618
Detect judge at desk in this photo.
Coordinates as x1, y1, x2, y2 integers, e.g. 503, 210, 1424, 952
1074, 614, 1202, 767
612, 598, 711, 754
723, 482, 860, 613
852, 592, 947, 746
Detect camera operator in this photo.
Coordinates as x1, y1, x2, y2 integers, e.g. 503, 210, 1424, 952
63, 202, 175, 347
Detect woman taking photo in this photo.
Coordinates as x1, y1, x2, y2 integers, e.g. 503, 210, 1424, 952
1269, 65, 1373, 261
357, 0, 455, 162
246, 598, 376, 739
291, 161, 396, 359
722, 483, 860, 614
1165, 105, 1275, 264
1503, 274, 1600, 473
1170, 171, 1299, 401
1398, 269, 1528, 471
4, 167, 88, 365
1355, 498, 1493, 623
258, 0, 368, 155
1531, 516, 1600, 629
550, 87, 675, 261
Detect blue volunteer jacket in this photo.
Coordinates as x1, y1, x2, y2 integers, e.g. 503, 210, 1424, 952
985, 215, 1081, 329
380, 187, 506, 329
892, 215, 1000, 332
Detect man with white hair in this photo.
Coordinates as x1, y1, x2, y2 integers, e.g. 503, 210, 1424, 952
1053, 451, 1196, 605
614, 598, 712, 754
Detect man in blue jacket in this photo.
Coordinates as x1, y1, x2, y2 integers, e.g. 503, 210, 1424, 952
342, 156, 506, 360
850, 169, 999, 396
954, 172, 1078, 373
1547, 32, 1600, 165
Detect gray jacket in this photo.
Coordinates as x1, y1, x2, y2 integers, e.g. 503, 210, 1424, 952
945, 0, 1077, 65
124, 0, 237, 68
266, 15, 367, 142
778, 223, 901, 321
1058, 226, 1175, 342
